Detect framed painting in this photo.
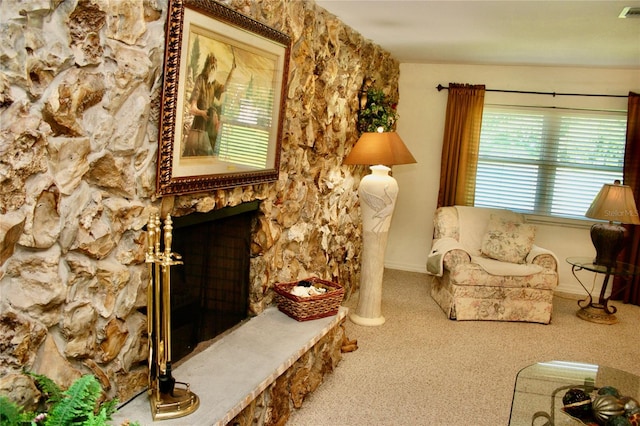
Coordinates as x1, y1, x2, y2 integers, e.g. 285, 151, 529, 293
156, 0, 291, 196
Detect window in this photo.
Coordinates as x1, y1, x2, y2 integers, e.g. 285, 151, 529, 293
474, 106, 627, 219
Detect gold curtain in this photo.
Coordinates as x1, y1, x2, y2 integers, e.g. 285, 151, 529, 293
437, 83, 486, 207
614, 92, 640, 305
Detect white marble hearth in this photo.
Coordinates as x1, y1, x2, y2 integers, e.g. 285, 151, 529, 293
113, 306, 348, 426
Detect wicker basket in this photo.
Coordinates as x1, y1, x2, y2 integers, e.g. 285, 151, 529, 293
274, 277, 344, 321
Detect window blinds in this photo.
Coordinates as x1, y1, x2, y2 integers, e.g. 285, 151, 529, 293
475, 106, 627, 219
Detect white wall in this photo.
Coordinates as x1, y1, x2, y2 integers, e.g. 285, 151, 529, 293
385, 63, 640, 295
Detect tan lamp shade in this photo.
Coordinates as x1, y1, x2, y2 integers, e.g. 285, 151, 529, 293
344, 131, 417, 166
585, 181, 640, 225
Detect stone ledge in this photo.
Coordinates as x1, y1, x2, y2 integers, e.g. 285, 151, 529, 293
113, 306, 348, 425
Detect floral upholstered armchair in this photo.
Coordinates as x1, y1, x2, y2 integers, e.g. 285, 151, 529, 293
426, 206, 559, 324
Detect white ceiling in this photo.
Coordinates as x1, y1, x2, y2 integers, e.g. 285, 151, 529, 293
315, 0, 640, 69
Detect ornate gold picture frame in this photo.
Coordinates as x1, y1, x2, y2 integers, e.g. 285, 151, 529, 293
157, 0, 291, 196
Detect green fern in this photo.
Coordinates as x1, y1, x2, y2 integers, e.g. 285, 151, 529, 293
46, 375, 101, 425
84, 399, 118, 426
27, 371, 64, 406
1, 372, 136, 426
0, 396, 34, 426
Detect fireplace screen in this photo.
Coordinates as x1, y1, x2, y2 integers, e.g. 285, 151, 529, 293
169, 205, 255, 361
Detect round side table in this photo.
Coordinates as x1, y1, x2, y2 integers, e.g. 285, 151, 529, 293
566, 256, 639, 324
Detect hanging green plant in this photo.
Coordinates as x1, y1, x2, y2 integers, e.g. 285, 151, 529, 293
358, 88, 398, 133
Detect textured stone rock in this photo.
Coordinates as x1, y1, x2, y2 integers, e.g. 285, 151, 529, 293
83, 358, 112, 391
105, 0, 147, 46
68, 0, 106, 66
61, 301, 97, 358
0, 372, 41, 412
0, 211, 25, 266
47, 137, 91, 195
99, 318, 129, 363
115, 231, 147, 266
0, 4, 72, 95
65, 248, 98, 282
252, 214, 281, 255
87, 153, 135, 198
42, 68, 106, 136
103, 197, 147, 234
0, 72, 13, 107
105, 42, 154, 114
0, 310, 47, 371
114, 367, 148, 402
113, 265, 143, 319
71, 211, 116, 260
93, 259, 131, 318
58, 181, 98, 252
290, 365, 311, 409
0, 102, 50, 213
32, 335, 82, 390
108, 87, 152, 157
4, 245, 66, 326
31, 186, 62, 249
118, 311, 148, 373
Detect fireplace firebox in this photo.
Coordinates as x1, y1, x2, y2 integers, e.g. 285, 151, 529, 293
168, 201, 259, 361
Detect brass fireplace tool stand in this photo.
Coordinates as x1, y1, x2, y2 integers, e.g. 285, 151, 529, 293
146, 213, 199, 420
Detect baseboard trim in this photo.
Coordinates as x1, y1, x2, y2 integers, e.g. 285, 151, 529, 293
384, 261, 426, 273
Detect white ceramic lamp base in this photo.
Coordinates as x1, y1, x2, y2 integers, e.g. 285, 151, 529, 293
349, 165, 398, 327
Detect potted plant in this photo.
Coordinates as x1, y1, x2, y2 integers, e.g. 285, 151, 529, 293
357, 88, 398, 132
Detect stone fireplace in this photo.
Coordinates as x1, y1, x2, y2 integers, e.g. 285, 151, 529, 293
0, 0, 399, 417
168, 201, 259, 361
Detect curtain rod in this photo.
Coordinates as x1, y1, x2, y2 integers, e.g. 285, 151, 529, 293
435, 84, 628, 98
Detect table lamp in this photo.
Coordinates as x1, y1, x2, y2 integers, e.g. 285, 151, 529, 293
344, 127, 416, 325
585, 180, 640, 267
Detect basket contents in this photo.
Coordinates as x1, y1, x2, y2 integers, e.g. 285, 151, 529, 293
562, 386, 639, 426
290, 280, 328, 297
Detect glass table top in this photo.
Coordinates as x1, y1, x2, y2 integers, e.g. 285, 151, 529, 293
509, 360, 640, 425
566, 256, 639, 276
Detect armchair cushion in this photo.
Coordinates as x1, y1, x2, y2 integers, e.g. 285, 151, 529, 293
480, 215, 536, 264
472, 256, 543, 276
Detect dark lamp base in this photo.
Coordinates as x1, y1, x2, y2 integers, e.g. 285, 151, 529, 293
590, 222, 627, 267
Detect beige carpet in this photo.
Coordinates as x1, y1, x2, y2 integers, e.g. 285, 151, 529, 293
287, 269, 640, 426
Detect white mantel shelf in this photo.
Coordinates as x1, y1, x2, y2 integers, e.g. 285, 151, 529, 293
113, 306, 348, 426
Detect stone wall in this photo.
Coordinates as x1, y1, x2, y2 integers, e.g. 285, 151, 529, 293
229, 322, 346, 426
0, 0, 399, 406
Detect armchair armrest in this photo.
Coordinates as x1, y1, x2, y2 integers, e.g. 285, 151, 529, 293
443, 249, 472, 270
427, 237, 471, 276
526, 245, 558, 271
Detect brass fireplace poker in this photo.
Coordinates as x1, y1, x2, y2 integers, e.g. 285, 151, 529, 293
146, 213, 199, 420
